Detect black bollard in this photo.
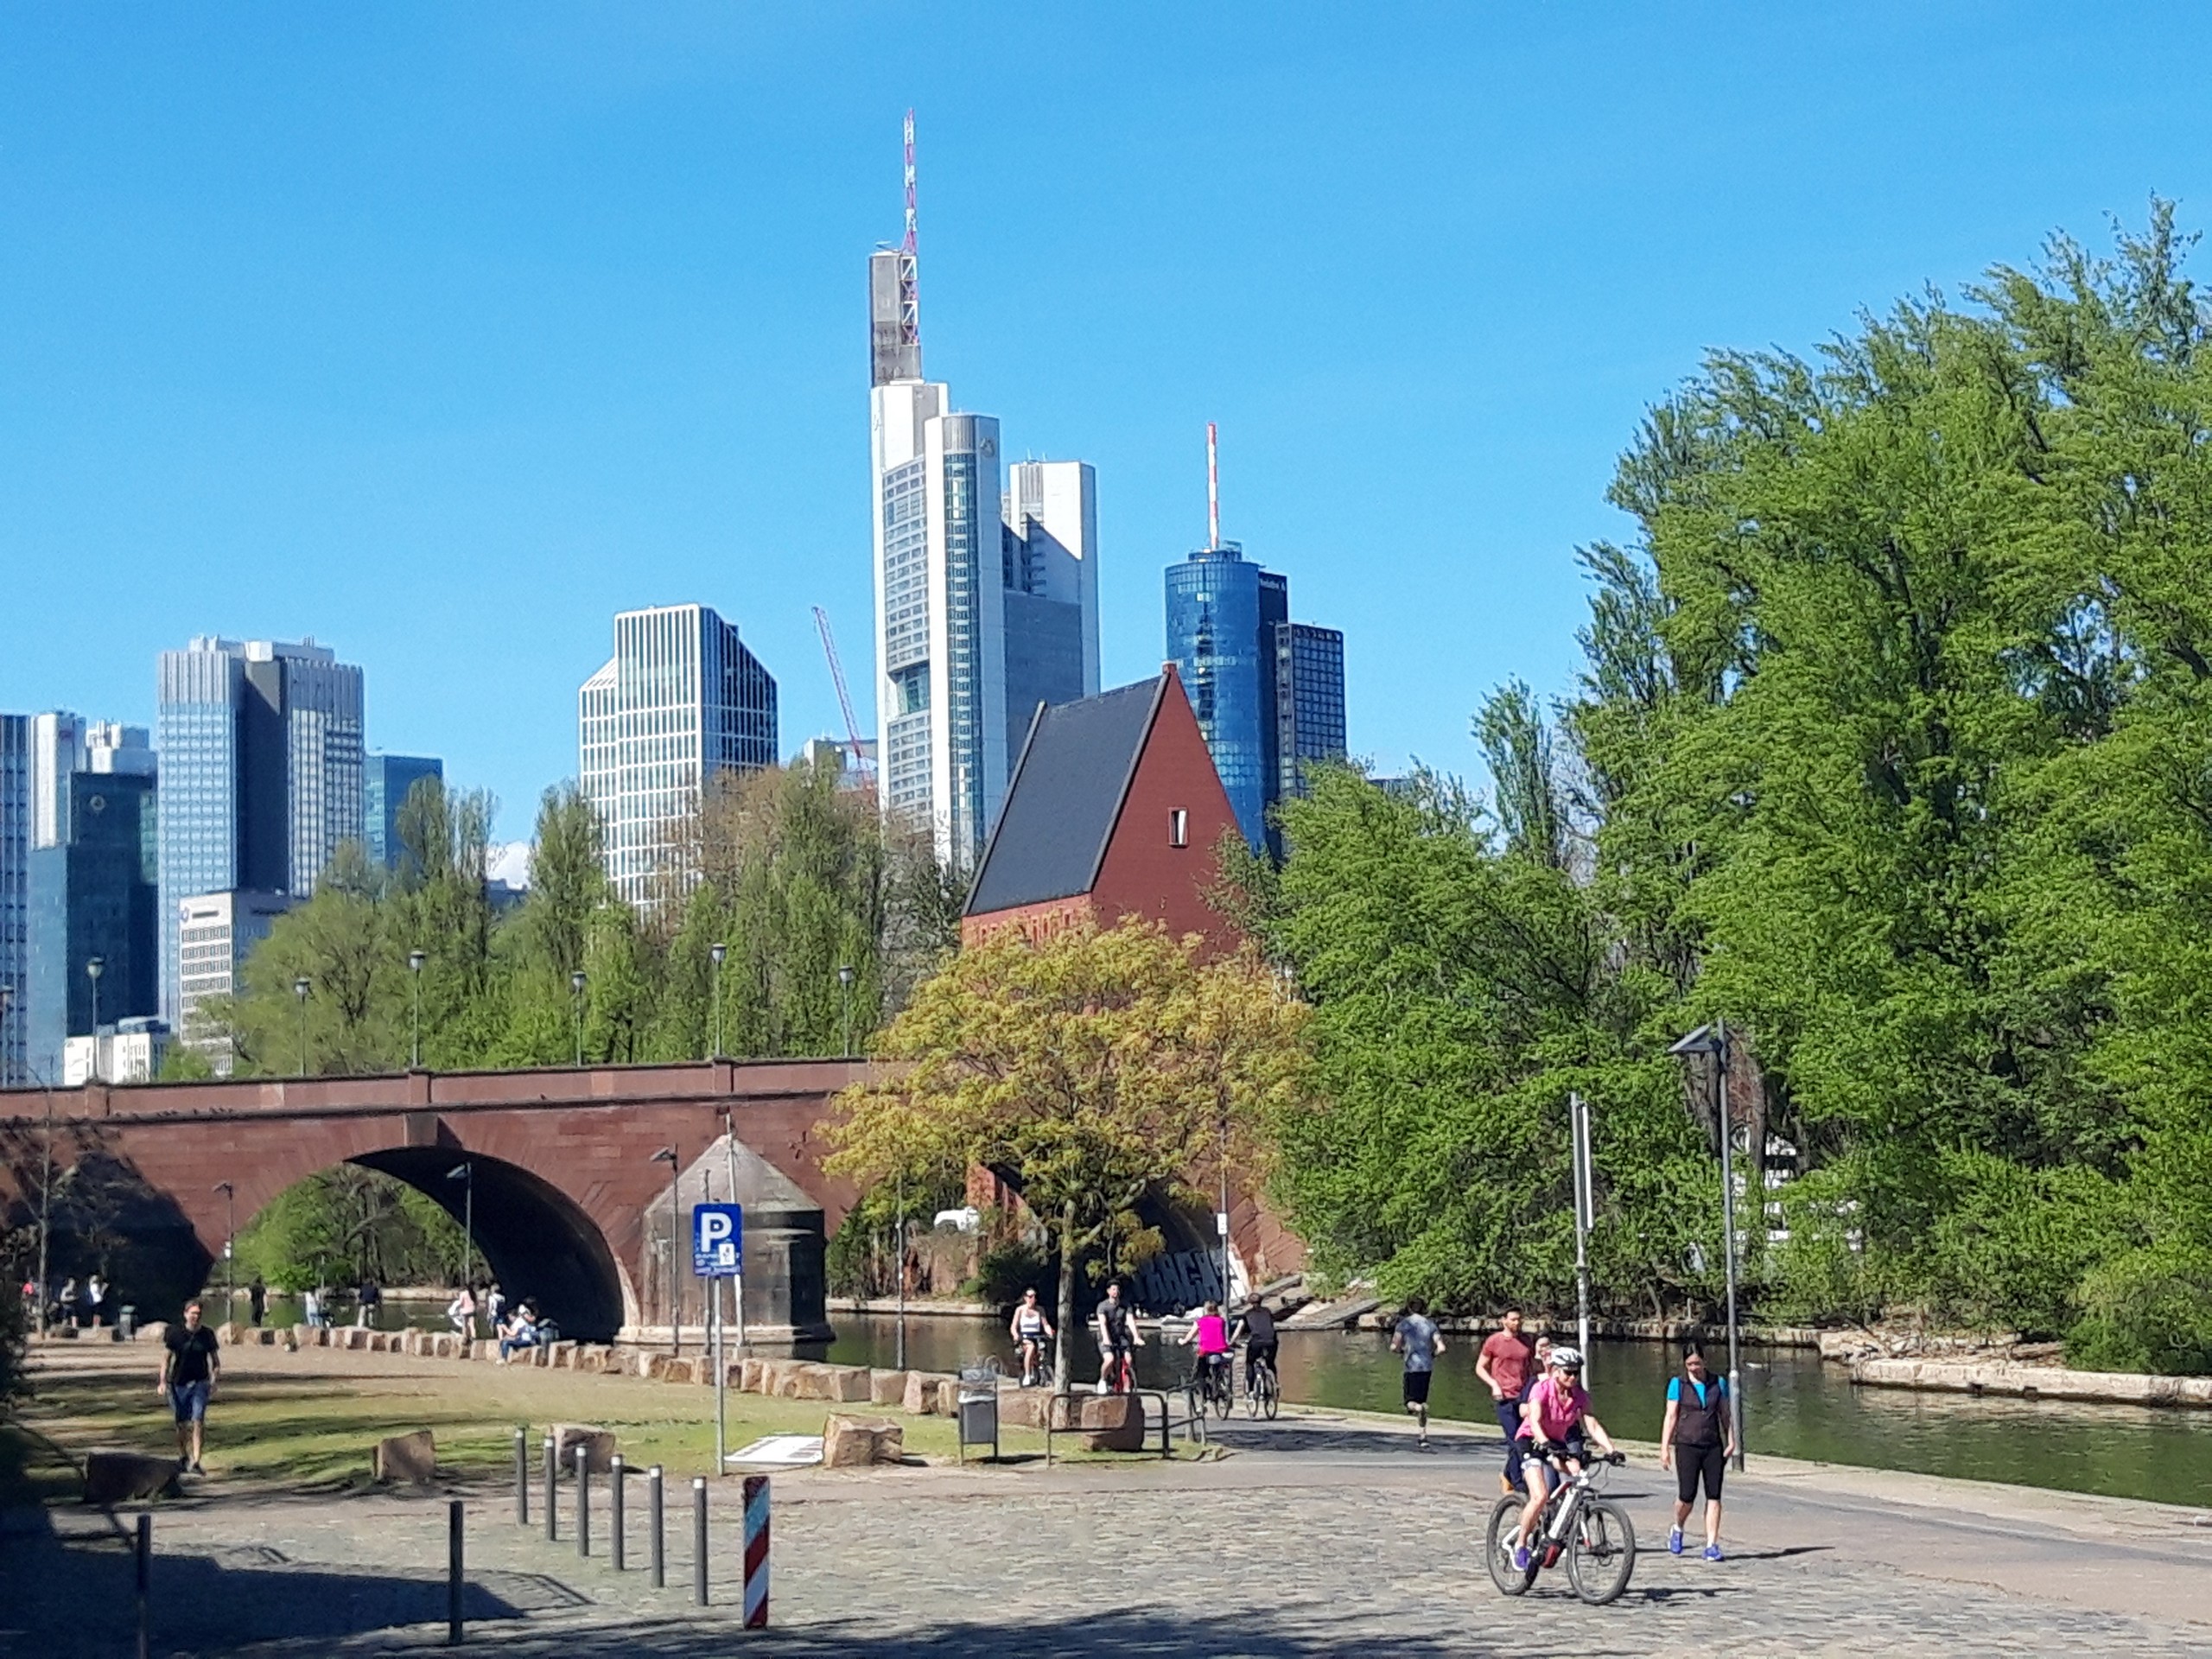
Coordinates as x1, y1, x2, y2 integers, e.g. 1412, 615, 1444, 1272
692, 1478, 708, 1606
134, 1512, 150, 1659
610, 1456, 626, 1572
513, 1427, 528, 1527
543, 1436, 557, 1542
648, 1465, 665, 1588
575, 1445, 590, 1558
447, 1499, 464, 1646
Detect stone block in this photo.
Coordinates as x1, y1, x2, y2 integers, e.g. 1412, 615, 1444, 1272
902, 1370, 950, 1415
997, 1387, 1051, 1430
1076, 1392, 1146, 1452
372, 1429, 437, 1484
551, 1424, 616, 1475
823, 1365, 873, 1402
470, 1339, 497, 1363
868, 1370, 909, 1407
216, 1321, 244, 1346
83, 1449, 181, 1504
283, 1328, 301, 1352
136, 1321, 168, 1346
822, 1413, 906, 1468
574, 1346, 605, 1374
788, 1364, 839, 1401
428, 1334, 454, 1359
257, 1327, 279, 1347
400, 1329, 424, 1357
549, 1341, 577, 1370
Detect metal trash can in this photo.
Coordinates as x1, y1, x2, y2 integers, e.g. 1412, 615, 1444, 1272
118, 1306, 137, 1340
957, 1360, 1002, 1464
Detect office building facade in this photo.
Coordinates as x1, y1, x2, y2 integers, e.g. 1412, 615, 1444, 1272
578, 603, 778, 906
156, 636, 364, 1033
868, 135, 1099, 866
364, 753, 444, 874
174, 889, 294, 1052
28, 767, 159, 1084
0, 715, 25, 1085
1166, 550, 1346, 855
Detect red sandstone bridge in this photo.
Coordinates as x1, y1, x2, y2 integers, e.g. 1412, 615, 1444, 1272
0, 1061, 1291, 1344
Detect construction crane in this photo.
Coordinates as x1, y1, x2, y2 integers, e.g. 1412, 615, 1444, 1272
812, 606, 877, 797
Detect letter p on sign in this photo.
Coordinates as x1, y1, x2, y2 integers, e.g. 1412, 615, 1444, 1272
691, 1203, 743, 1278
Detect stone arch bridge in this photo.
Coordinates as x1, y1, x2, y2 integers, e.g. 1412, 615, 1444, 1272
0, 1061, 1298, 1344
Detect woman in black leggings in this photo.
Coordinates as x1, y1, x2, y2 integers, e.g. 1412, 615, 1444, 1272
1659, 1346, 1736, 1561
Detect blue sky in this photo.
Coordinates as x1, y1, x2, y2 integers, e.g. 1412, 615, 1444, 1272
4, 5, 2207, 844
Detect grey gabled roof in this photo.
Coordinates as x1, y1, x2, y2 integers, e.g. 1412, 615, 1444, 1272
965, 676, 1166, 916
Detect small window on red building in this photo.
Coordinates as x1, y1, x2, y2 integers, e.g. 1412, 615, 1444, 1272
1169, 808, 1189, 848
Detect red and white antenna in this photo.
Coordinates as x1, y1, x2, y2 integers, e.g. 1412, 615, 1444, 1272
1206, 421, 1222, 550
899, 111, 920, 357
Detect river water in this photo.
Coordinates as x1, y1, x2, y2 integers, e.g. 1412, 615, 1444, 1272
817, 1312, 2212, 1508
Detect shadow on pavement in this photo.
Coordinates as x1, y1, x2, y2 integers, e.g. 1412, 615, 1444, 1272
0, 1505, 579, 1658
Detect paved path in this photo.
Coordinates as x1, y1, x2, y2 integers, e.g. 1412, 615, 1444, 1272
9, 1357, 2212, 1656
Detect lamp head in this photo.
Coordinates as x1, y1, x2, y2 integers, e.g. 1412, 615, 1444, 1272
838, 964, 855, 988
447, 1164, 470, 1182
86, 957, 104, 982
710, 943, 727, 966
1667, 1024, 1724, 1058
294, 976, 310, 1000
651, 1146, 677, 1166
570, 970, 588, 994
409, 950, 427, 972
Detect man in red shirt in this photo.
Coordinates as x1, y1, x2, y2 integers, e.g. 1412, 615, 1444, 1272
1475, 1307, 1539, 1494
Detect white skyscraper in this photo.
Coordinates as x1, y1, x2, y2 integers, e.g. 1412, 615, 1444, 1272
868, 115, 1100, 867
578, 603, 778, 907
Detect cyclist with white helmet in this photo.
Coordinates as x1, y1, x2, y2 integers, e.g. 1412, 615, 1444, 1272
1510, 1345, 1618, 1572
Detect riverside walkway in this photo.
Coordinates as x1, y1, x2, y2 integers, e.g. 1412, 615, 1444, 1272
7, 1344, 2211, 1656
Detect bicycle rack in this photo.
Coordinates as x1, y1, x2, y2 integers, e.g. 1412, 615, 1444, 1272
1041, 1388, 1200, 1465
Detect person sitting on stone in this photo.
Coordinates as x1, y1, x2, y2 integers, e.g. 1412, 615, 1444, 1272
497, 1301, 540, 1363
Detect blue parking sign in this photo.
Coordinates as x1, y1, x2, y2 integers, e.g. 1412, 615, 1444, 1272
693, 1203, 743, 1278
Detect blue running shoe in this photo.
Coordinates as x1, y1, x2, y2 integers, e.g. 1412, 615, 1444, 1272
1512, 1545, 1532, 1572
1703, 1544, 1724, 1562
1669, 1525, 1684, 1555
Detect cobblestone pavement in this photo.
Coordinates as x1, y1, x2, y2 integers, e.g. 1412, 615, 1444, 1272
10, 1382, 2212, 1656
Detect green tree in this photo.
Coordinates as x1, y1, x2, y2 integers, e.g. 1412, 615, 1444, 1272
827, 919, 1313, 1390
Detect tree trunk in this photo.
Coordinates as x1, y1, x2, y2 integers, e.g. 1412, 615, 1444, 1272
1054, 1198, 1079, 1394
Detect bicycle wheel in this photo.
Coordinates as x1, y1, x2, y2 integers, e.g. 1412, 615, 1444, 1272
1212, 1368, 1233, 1419
1565, 1497, 1637, 1605
1260, 1365, 1280, 1421
1243, 1368, 1262, 1420
1484, 1497, 1537, 1596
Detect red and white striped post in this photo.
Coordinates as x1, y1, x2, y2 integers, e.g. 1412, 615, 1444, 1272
741, 1475, 770, 1629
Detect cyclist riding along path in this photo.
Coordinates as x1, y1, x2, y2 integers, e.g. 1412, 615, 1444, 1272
1094, 1281, 1142, 1394
1476, 1308, 1539, 1494
1009, 1287, 1056, 1388
1230, 1296, 1278, 1380
1512, 1345, 1618, 1572
1660, 1345, 1736, 1561
1389, 1297, 1445, 1450
1182, 1299, 1231, 1380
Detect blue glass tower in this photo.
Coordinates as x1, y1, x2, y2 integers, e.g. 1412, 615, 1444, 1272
1166, 543, 1287, 849
364, 753, 443, 874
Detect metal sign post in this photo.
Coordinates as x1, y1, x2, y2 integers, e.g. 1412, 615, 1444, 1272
693, 1203, 743, 1478
1569, 1090, 1594, 1381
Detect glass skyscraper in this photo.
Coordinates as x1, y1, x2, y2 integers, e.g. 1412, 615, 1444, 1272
1166, 546, 1346, 855
156, 636, 364, 1035
364, 753, 444, 874
0, 715, 26, 1086
578, 603, 777, 907
28, 769, 158, 1083
867, 130, 1100, 868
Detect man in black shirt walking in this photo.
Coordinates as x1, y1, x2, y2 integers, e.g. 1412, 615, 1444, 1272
158, 1301, 221, 1475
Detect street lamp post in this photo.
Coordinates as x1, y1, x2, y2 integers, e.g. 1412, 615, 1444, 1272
1669, 1020, 1746, 1471
652, 1146, 682, 1356
894, 1166, 906, 1371
408, 950, 428, 1069
446, 1163, 475, 1287
709, 944, 727, 1060
213, 1182, 236, 1323
1218, 1109, 1232, 1307
571, 970, 588, 1068
86, 957, 105, 1084
837, 964, 855, 1059
35, 1069, 54, 1334
293, 977, 311, 1077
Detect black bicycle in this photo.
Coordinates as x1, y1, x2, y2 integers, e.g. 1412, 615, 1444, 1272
1192, 1353, 1235, 1419
1484, 1446, 1636, 1605
1243, 1350, 1280, 1420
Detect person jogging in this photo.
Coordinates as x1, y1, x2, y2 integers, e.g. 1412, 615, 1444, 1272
1661, 1346, 1736, 1560
1389, 1297, 1445, 1450
1009, 1287, 1056, 1386
158, 1300, 221, 1475
1476, 1307, 1538, 1493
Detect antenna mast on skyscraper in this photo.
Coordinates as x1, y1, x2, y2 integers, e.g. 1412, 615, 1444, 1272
899, 110, 920, 359
1207, 421, 1222, 550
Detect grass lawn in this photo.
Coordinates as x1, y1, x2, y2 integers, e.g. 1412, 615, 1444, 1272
3, 1346, 1188, 1502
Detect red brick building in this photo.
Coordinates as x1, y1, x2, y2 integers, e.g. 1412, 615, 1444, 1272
962, 664, 1244, 953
